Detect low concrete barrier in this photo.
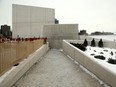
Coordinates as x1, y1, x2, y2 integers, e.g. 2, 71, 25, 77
0, 43, 49, 87
63, 40, 116, 87
66, 39, 116, 49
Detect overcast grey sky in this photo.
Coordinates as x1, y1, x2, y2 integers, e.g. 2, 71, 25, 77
0, 0, 116, 34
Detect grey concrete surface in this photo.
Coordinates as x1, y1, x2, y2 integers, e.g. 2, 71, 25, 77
12, 49, 103, 87
12, 4, 55, 38
0, 44, 49, 87
63, 40, 115, 87
43, 24, 79, 49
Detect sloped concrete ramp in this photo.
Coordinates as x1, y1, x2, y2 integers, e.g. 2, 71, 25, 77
12, 49, 102, 87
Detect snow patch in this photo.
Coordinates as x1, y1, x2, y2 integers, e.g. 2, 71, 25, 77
85, 46, 116, 74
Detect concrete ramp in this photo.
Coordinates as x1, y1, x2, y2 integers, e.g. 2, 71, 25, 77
12, 49, 102, 87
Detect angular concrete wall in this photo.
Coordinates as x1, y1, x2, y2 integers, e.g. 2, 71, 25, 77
66, 39, 116, 49
63, 40, 116, 87
12, 4, 55, 38
43, 24, 80, 49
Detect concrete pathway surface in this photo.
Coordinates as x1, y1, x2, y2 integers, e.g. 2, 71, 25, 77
12, 49, 103, 87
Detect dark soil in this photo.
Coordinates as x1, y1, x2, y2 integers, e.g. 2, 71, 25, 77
70, 43, 86, 51
91, 53, 95, 56
107, 58, 116, 64
99, 52, 104, 54
94, 55, 105, 60
103, 50, 108, 52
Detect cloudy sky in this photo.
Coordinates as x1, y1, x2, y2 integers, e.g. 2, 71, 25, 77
0, 0, 116, 34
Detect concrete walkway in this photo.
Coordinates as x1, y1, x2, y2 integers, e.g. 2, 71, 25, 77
12, 49, 103, 87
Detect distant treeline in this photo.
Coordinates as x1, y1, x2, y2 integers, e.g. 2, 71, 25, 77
91, 31, 114, 35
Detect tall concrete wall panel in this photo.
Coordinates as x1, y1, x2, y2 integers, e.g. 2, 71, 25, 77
43, 24, 80, 48
43, 24, 79, 38
16, 23, 31, 37
12, 4, 55, 38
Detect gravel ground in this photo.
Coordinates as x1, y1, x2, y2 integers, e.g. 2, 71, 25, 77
12, 49, 103, 87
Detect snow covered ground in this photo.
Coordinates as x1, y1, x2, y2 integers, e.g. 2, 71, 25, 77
85, 46, 116, 74
88, 35, 116, 41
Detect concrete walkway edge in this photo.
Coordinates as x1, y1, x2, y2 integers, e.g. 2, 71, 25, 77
12, 49, 104, 87
0, 43, 49, 87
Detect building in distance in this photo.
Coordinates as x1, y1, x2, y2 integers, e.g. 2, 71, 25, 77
79, 30, 88, 35
0, 24, 12, 38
